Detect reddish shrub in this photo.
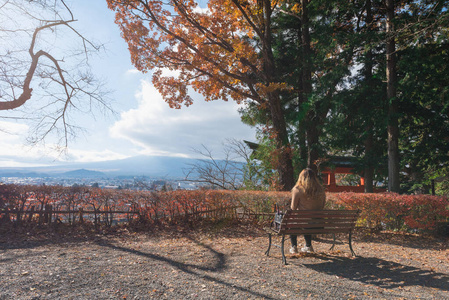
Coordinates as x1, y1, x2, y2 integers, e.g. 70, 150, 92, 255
332, 192, 449, 232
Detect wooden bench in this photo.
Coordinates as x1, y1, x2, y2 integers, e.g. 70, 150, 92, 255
265, 209, 360, 264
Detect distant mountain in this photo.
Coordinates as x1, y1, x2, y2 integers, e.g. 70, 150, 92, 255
60, 169, 106, 178
67, 155, 195, 178
0, 155, 197, 179
0, 171, 50, 178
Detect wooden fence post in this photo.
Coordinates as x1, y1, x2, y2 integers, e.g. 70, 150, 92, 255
28, 206, 35, 222
44, 205, 52, 224
94, 208, 98, 228
17, 208, 23, 225
109, 209, 113, 227
38, 207, 43, 225
43, 205, 48, 224
79, 208, 84, 224
49, 205, 53, 223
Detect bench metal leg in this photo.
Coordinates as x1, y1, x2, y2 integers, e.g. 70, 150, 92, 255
329, 233, 357, 256
349, 232, 356, 256
329, 233, 336, 251
265, 233, 272, 256
281, 235, 287, 265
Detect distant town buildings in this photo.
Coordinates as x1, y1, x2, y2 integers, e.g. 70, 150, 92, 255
0, 176, 203, 191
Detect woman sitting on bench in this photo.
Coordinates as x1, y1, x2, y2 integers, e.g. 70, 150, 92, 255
290, 168, 326, 254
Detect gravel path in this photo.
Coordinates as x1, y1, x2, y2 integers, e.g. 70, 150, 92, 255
1, 223, 448, 299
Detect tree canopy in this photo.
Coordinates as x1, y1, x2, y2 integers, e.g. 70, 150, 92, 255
108, 0, 449, 194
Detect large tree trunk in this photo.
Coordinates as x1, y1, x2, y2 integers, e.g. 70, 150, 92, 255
297, 119, 308, 170
386, 0, 400, 192
268, 92, 295, 190
306, 115, 320, 174
363, 0, 374, 193
300, 0, 319, 174
364, 131, 374, 193
261, 0, 294, 190
296, 23, 308, 172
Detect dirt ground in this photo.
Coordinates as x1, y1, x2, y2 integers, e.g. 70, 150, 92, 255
1, 222, 448, 299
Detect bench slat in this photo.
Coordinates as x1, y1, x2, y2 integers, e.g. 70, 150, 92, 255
282, 228, 353, 235
283, 219, 357, 225
283, 223, 355, 229
283, 214, 358, 218
284, 210, 358, 214
283, 217, 358, 222
283, 220, 356, 224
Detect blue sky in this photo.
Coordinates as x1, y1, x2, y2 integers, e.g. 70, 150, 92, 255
0, 1, 256, 167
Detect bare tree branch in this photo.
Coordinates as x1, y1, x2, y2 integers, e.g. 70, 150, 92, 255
183, 139, 267, 190
0, 0, 112, 147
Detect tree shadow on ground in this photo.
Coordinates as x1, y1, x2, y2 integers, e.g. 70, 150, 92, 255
299, 255, 449, 291
307, 230, 448, 252
352, 230, 449, 251
94, 236, 276, 300
0, 224, 96, 251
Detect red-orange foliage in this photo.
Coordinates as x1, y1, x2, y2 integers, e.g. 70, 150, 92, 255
332, 192, 449, 232
107, 0, 273, 106
1, 185, 447, 233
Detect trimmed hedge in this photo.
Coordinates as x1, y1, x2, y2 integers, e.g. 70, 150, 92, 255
1, 184, 448, 233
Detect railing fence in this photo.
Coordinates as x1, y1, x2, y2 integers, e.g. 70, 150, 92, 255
0, 205, 274, 227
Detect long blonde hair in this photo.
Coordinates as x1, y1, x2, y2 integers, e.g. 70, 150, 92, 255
293, 168, 324, 196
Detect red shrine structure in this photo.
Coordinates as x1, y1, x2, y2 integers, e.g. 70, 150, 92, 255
243, 141, 386, 193
321, 157, 386, 193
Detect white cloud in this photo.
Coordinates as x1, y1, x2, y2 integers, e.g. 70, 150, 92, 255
0, 121, 29, 137
125, 69, 140, 75
0, 123, 62, 166
159, 68, 181, 77
0, 121, 129, 166
0, 160, 40, 168
64, 149, 130, 163
193, 6, 210, 14
110, 80, 255, 158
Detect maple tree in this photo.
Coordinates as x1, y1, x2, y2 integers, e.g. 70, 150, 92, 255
107, 0, 295, 190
